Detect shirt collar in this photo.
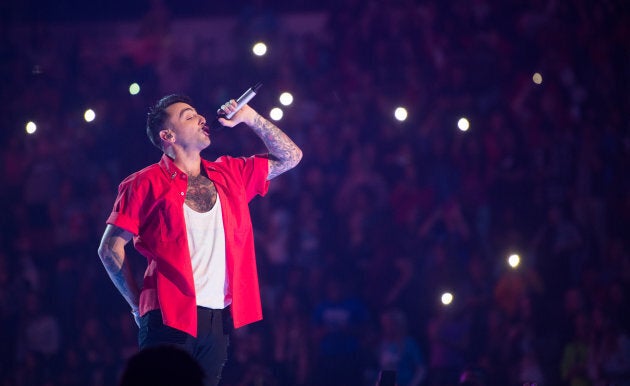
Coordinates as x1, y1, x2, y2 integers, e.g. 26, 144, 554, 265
158, 153, 217, 180
159, 154, 182, 180
200, 157, 217, 172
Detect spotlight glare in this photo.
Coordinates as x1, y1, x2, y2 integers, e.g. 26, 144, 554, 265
508, 254, 521, 268
457, 117, 470, 131
441, 292, 454, 305
84, 109, 96, 122
533, 72, 543, 85
279, 92, 293, 106
269, 107, 283, 121
252, 42, 267, 56
394, 107, 408, 121
129, 82, 141, 95
26, 121, 37, 134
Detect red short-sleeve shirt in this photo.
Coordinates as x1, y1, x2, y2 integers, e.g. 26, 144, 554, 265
107, 153, 270, 337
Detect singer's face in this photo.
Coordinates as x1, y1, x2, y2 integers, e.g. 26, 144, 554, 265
165, 102, 211, 149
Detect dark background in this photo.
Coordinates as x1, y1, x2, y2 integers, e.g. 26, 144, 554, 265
0, 0, 628, 385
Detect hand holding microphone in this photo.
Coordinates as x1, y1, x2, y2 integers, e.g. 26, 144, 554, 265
211, 83, 262, 130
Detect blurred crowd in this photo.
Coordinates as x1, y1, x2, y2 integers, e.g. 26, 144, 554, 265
0, 0, 628, 385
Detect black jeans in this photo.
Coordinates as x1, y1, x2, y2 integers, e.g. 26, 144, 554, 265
138, 307, 232, 386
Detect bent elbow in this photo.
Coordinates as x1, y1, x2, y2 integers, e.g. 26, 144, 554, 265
97, 242, 110, 261
292, 147, 303, 168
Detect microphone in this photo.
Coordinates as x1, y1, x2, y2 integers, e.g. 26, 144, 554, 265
210, 82, 262, 130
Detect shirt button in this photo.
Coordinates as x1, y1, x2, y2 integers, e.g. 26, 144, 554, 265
171, 172, 176, 179
180, 192, 185, 196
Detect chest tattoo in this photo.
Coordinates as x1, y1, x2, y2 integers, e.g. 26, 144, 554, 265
185, 173, 217, 212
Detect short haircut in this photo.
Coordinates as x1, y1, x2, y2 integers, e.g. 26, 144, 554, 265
119, 345, 204, 386
146, 94, 193, 150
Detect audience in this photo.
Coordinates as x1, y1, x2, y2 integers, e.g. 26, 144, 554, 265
0, 0, 628, 385
119, 346, 205, 386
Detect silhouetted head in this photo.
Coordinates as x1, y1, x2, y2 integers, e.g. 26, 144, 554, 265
119, 345, 204, 386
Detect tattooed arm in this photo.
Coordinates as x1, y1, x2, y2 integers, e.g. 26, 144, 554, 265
249, 113, 303, 179
218, 101, 303, 180
97, 224, 140, 315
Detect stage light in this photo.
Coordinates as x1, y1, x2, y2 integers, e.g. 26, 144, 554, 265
269, 107, 283, 121
508, 253, 520, 268
457, 117, 470, 131
252, 42, 267, 56
279, 92, 293, 106
533, 72, 543, 85
84, 109, 96, 122
394, 107, 408, 121
129, 82, 140, 95
26, 121, 37, 134
441, 292, 453, 305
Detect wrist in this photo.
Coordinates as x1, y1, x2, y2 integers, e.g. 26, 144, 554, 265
245, 111, 262, 128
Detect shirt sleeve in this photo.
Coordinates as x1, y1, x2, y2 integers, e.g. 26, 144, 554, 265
106, 173, 146, 236
219, 154, 270, 201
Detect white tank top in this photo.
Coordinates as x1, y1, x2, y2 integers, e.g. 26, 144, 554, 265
183, 194, 231, 309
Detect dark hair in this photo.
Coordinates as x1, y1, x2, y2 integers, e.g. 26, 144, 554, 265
458, 365, 487, 386
119, 346, 204, 386
146, 94, 193, 150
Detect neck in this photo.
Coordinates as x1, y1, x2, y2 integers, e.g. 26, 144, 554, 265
165, 148, 202, 177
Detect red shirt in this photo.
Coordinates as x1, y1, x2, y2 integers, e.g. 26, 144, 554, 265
106, 153, 270, 337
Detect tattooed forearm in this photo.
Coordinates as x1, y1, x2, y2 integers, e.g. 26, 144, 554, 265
102, 253, 139, 308
251, 114, 302, 179
98, 225, 139, 310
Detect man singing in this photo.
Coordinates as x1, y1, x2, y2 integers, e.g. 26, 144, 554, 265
98, 93, 302, 385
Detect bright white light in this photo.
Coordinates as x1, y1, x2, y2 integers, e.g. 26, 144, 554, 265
84, 109, 96, 122
394, 107, 408, 121
441, 292, 454, 306
269, 107, 283, 121
129, 82, 140, 95
457, 117, 470, 131
508, 254, 521, 268
533, 72, 543, 85
26, 121, 37, 134
279, 92, 293, 106
252, 42, 267, 56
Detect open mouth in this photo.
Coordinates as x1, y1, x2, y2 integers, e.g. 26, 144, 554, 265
202, 125, 210, 134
